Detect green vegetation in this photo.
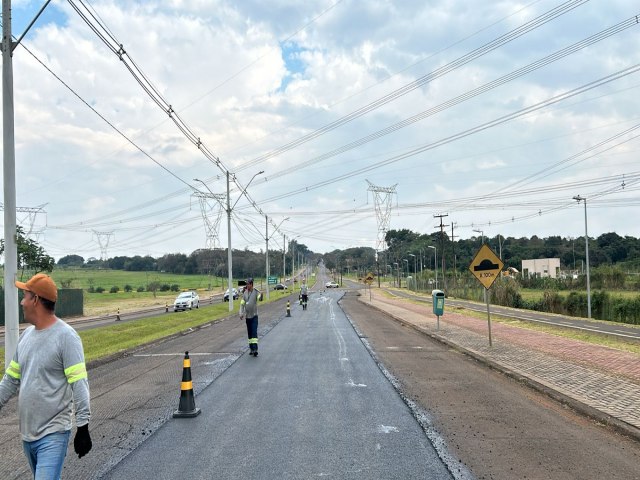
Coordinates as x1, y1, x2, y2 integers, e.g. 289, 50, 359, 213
51, 268, 226, 291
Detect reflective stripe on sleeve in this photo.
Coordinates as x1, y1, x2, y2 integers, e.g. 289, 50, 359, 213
64, 362, 88, 384
6, 360, 21, 380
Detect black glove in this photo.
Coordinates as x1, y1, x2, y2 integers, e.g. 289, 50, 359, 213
74, 424, 92, 458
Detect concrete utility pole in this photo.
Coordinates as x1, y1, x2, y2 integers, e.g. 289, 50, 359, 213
265, 215, 270, 300
3, 0, 19, 369
434, 213, 449, 291
573, 195, 592, 319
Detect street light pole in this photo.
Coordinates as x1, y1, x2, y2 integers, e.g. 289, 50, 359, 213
573, 195, 591, 319
196, 170, 263, 312
408, 253, 416, 291
428, 246, 437, 289
473, 229, 484, 244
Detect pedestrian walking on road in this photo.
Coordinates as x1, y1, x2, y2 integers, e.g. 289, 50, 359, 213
239, 278, 261, 357
300, 281, 308, 310
0, 273, 92, 479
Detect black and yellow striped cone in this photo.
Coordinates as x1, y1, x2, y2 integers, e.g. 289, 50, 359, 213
173, 351, 201, 418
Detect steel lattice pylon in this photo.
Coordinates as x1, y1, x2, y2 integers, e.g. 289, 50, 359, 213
366, 180, 397, 256
193, 192, 225, 250
93, 231, 114, 261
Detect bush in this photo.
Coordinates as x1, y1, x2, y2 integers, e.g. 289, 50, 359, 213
87, 286, 95, 293
170, 284, 180, 292
136, 286, 145, 292
160, 284, 171, 292
95, 286, 105, 293
110, 286, 120, 294
124, 284, 133, 292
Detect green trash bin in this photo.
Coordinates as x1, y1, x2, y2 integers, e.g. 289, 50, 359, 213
432, 289, 445, 316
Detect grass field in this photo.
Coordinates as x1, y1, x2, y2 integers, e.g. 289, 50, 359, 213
519, 289, 640, 301
49, 268, 229, 291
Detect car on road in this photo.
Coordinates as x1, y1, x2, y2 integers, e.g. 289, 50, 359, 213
223, 288, 239, 301
325, 281, 339, 288
274, 283, 286, 290
174, 291, 200, 311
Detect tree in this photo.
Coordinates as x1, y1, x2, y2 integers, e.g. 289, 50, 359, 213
0, 226, 55, 278
57, 254, 85, 267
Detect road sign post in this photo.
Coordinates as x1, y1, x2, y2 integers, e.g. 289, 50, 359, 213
469, 244, 504, 346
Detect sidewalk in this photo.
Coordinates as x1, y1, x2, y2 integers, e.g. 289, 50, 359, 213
359, 288, 640, 441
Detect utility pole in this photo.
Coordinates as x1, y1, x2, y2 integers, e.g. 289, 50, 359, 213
434, 213, 449, 291
3, 0, 18, 369
283, 234, 286, 284
265, 215, 270, 300
450, 222, 457, 288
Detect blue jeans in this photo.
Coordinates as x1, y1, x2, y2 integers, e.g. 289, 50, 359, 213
23, 430, 70, 480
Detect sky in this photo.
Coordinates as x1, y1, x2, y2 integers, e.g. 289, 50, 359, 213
1, 0, 639, 261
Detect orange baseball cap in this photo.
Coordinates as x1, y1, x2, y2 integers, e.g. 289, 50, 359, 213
15, 273, 58, 302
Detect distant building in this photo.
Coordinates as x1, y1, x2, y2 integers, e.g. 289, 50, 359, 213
521, 258, 560, 279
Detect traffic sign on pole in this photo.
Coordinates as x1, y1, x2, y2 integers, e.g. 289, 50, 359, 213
469, 244, 504, 289
268, 276, 278, 285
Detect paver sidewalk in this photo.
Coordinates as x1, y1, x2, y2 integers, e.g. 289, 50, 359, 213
359, 289, 640, 440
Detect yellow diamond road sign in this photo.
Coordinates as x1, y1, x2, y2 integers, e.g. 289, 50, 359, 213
469, 244, 504, 289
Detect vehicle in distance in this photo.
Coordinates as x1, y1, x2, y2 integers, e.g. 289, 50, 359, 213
223, 288, 239, 301
325, 281, 339, 288
273, 283, 286, 290
174, 291, 200, 311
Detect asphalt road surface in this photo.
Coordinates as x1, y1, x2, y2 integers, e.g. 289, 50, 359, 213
102, 289, 455, 480
2, 276, 638, 479
341, 291, 640, 480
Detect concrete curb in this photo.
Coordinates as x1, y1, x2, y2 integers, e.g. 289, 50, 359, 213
360, 297, 640, 443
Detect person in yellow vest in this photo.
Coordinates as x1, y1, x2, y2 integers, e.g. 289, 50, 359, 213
239, 278, 260, 357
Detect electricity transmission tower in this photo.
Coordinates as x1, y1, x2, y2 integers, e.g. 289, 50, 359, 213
93, 231, 114, 260
367, 180, 397, 285
1, 203, 47, 241
192, 191, 225, 250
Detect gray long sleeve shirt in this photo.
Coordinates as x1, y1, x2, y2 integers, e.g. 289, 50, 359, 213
0, 318, 91, 441
241, 288, 260, 319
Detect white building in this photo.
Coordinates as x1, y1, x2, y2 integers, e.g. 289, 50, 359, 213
521, 258, 560, 279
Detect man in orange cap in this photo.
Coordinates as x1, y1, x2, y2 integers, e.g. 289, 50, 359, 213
0, 273, 92, 479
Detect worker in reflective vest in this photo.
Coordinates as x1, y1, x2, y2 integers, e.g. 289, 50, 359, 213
300, 282, 308, 310
239, 278, 260, 357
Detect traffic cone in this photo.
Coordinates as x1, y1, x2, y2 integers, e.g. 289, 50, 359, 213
286, 301, 291, 317
173, 351, 201, 418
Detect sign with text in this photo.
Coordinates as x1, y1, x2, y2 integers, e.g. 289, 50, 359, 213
469, 244, 504, 289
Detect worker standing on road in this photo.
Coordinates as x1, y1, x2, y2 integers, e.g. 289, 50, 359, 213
239, 278, 261, 357
300, 281, 308, 310
0, 273, 92, 479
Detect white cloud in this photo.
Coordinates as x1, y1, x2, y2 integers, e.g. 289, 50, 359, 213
1, 0, 638, 261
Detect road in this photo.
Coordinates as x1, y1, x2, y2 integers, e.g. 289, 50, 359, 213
1, 272, 638, 479
101, 288, 454, 480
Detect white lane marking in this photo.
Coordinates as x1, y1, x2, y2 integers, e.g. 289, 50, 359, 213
386, 346, 399, 350
377, 425, 399, 433
133, 353, 219, 357
346, 379, 367, 388
411, 346, 423, 349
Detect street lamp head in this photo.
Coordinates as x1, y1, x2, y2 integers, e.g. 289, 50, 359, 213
428, 245, 436, 250
408, 253, 415, 257
573, 195, 584, 202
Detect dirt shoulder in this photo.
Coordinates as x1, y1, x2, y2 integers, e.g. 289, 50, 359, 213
340, 292, 640, 480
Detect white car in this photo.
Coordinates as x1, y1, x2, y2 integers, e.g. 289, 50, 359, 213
325, 281, 339, 288
223, 288, 239, 301
174, 291, 200, 311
